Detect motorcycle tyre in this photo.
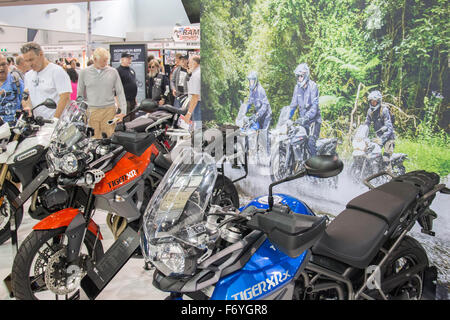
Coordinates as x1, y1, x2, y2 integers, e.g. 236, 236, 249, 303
11, 227, 104, 300
0, 181, 24, 245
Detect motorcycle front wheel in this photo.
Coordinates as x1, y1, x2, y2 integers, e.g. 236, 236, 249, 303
0, 180, 24, 245
270, 147, 288, 182
11, 227, 104, 300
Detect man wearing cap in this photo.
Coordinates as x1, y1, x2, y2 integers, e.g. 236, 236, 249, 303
116, 52, 138, 118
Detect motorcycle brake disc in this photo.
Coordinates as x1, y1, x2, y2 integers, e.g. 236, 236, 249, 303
44, 248, 86, 295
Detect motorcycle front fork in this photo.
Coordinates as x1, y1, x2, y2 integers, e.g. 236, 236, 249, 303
65, 188, 96, 264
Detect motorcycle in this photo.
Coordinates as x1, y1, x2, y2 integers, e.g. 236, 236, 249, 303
269, 105, 338, 185
141, 144, 448, 300
350, 124, 407, 185
0, 99, 58, 245
235, 102, 267, 165
10, 100, 241, 300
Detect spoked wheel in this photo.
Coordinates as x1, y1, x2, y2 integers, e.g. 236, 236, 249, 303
381, 236, 428, 300
11, 227, 104, 300
0, 181, 24, 245
270, 147, 289, 182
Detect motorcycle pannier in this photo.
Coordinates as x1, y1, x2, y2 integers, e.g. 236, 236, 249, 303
247, 204, 326, 258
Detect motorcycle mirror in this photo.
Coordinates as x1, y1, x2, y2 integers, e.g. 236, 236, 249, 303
139, 99, 159, 113
34, 98, 57, 110
304, 155, 343, 178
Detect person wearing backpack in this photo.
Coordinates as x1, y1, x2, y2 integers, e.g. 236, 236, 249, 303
364, 90, 395, 167
0, 54, 24, 125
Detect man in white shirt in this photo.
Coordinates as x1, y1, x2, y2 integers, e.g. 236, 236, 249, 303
21, 42, 71, 119
185, 55, 201, 130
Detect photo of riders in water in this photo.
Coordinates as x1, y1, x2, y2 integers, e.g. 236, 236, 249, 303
201, 0, 449, 298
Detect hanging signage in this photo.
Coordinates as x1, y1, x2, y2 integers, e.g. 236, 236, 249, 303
110, 44, 147, 104
172, 26, 200, 42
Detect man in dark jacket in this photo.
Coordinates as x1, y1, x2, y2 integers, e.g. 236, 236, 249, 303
116, 52, 137, 117
364, 90, 395, 164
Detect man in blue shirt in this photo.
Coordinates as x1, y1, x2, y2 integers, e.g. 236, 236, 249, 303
0, 54, 24, 125
288, 63, 321, 156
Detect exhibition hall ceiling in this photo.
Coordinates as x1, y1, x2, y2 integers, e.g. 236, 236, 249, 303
0, 0, 109, 6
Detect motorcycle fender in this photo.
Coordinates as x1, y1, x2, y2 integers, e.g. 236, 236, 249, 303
33, 208, 103, 240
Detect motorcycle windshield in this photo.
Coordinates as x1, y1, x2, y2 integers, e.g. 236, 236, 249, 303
276, 105, 292, 129
354, 125, 369, 140
235, 102, 249, 128
49, 101, 89, 157
142, 148, 218, 250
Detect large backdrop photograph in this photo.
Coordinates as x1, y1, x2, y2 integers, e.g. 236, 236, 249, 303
201, 0, 449, 294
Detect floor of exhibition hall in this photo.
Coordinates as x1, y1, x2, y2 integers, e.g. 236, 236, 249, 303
0, 202, 167, 300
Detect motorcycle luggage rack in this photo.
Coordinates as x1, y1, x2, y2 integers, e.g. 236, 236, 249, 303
363, 170, 395, 189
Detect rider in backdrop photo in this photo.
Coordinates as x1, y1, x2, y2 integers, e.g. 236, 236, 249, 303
246, 70, 272, 154
363, 90, 396, 169
0, 54, 24, 125
288, 63, 322, 157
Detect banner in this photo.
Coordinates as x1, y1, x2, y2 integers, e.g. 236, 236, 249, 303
172, 26, 200, 42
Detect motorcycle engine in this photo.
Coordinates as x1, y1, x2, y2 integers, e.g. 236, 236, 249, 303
41, 187, 69, 211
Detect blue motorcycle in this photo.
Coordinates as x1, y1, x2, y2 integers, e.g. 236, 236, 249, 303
140, 140, 447, 300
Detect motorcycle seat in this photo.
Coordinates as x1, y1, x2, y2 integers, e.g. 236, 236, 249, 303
346, 185, 417, 227
124, 117, 155, 132
111, 131, 156, 156
312, 209, 389, 269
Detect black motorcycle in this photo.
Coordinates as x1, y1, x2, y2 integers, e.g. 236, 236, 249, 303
269, 117, 338, 186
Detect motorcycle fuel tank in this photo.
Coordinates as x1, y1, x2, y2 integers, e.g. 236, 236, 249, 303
209, 193, 313, 300
211, 240, 308, 300
93, 145, 159, 195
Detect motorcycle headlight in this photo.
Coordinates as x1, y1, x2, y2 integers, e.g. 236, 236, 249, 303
61, 152, 78, 175
147, 239, 198, 277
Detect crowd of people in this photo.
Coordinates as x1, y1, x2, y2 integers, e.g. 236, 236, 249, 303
0, 41, 201, 138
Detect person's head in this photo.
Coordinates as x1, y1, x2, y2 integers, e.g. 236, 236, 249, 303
120, 52, 132, 67
148, 59, 160, 77
7, 57, 15, 67
0, 54, 9, 81
92, 47, 110, 70
294, 63, 310, 87
21, 42, 47, 72
15, 55, 30, 73
70, 59, 77, 69
147, 55, 154, 64
175, 53, 182, 66
66, 68, 78, 83
188, 55, 200, 73
87, 59, 94, 67
180, 55, 188, 69
247, 71, 258, 91
368, 90, 382, 110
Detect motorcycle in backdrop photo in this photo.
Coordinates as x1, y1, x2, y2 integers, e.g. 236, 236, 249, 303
10, 99, 241, 300
141, 138, 448, 300
0, 98, 58, 246
350, 124, 407, 186
235, 102, 270, 167
269, 105, 339, 187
